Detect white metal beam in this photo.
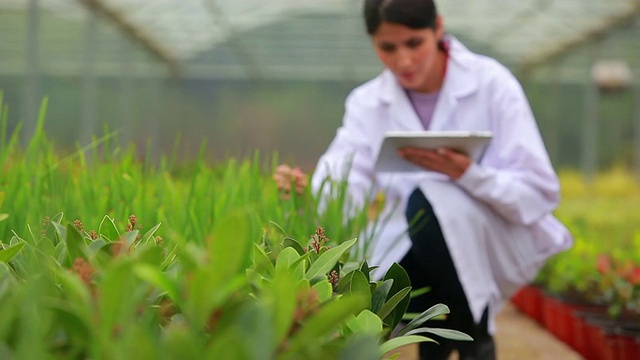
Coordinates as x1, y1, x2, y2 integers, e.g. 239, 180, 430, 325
77, 0, 180, 76
518, 1, 640, 72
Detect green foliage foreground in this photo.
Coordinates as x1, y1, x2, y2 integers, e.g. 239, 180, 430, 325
0, 98, 472, 359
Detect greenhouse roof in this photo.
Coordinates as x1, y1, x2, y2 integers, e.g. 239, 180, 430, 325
0, 0, 639, 82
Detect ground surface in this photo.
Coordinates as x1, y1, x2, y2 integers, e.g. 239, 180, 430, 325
388, 302, 584, 360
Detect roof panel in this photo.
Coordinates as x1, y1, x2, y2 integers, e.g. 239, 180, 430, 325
0, 0, 638, 81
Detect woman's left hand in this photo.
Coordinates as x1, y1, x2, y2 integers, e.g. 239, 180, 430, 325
397, 146, 472, 180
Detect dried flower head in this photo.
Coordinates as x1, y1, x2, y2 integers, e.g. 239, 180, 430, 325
73, 219, 84, 232
126, 214, 138, 232
328, 270, 340, 293
72, 257, 95, 286
310, 226, 329, 254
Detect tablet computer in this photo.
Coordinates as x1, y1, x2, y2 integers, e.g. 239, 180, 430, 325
374, 130, 493, 172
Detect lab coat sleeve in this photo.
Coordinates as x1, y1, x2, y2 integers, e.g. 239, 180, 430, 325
311, 91, 376, 211
455, 72, 560, 226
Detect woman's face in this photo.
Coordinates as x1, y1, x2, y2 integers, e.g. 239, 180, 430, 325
372, 17, 445, 93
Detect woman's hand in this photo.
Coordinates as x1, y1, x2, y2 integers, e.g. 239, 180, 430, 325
397, 146, 472, 180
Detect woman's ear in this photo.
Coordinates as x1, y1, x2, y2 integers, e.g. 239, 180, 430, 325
435, 15, 444, 40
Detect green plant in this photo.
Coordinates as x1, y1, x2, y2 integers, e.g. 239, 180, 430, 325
594, 253, 640, 318
0, 96, 473, 359
0, 213, 471, 360
533, 169, 640, 319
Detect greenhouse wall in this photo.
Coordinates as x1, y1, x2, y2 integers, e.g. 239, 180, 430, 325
0, 75, 638, 173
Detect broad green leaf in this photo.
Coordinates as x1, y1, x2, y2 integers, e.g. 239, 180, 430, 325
267, 268, 297, 342
346, 309, 383, 336
120, 230, 139, 249
283, 237, 305, 255
383, 262, 412, 330
88, 238, 108, 254
51, 221, 67, 242
0, 242, 24, 263
163, 322, 205, 360
290, 257, 307, 280
0, 214, 7, 222
133, 263, 180, 304
36, 237, 56, 257
206, 328, 249, 360
44, 299, 93, 345
359, 260, 374, 282
252, 243, 274, 274
337, 334, 380, 360
126, 324, 162, 360
140, 222, 162, 244
134, 242, 164, 265
99, 215, 120, 241
234, 301, 276, 360
0, 263, 15, 282
267, 221, 287, 236
404, 327, 473, 341
338, 270, 371, 298
376, 286, 411, 321
98, 260, 144, 333
379, 335, 437, 355
54, 266, 92, 308
338, 270, 371, 308
186, 271, 246, 324
65, 223, 86, 262
397, 304, 450, 336
371, 279, 393, 314
275, 247, 300, 272
305, 238, 356, 280
51, 212, 64, 224
287, 294, 368, 352
209, 213, 252, 285
311, 278, 333, 303
337, 271, 355, 294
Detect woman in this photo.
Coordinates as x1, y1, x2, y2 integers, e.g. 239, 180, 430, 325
304, 0, 574, 359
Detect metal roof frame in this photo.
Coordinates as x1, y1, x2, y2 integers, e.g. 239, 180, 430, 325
0, 0, 638, 82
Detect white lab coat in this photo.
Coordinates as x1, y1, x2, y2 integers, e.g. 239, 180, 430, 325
311, 35, 573, 333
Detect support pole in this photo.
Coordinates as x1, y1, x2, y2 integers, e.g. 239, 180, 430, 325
118, 38, 135, 147
547, 58, 563, 165
143, 78, 162, 166
21, 0, 41, 143
635, 20, 640, 180
635, 76, 640, 180
582, 83, 600, 183
582, 43, 602, 183
80, 8, 99, 143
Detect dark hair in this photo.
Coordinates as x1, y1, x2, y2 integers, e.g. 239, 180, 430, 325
363, 0, 438, 35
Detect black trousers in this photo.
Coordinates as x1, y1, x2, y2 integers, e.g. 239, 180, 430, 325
400, 188, 496, 360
